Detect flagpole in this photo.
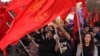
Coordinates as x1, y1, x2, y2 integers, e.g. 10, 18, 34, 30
6, 21, 31, 56
7, 6, 42, 56
27, 34, 38, 46
6, 11, 32, 56
76, 7, 84, 56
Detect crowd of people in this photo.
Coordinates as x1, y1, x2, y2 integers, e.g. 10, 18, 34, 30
0, 21, 100, 56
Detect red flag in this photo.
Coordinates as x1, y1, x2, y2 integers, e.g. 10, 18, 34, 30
73, 10, 81, 41
86, 12, 91, 22
82, 0, 85, 7
60, 8, 71, 21
76, 0, 81, 2
4, 12, 13, 23
12, 7, 24, 16
0, 1, 13, 22
6, 0, 33, 11
73, 13, 78, 40
0, 16, 9, 40
86, 12, 94, 26
76, 0, 85, 7
93, 9, 99, 24
0, 0, 76, 51
0, 7, 9, 40
83, 7, 88, 18
0, 2, 9, 40
0, 2, 12, 56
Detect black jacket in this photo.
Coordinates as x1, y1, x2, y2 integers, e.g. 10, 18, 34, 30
39, 38, 56, 56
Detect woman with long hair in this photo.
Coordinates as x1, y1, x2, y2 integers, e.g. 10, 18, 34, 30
76, 33, 98, 56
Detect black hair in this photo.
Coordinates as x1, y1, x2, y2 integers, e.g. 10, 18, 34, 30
47, 25, 56, 34
83, 24, 90, 28
46, 30, 55, 36
94, 21, 100, 27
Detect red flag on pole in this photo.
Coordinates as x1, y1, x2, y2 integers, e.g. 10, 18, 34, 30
82, 0, 85, 7
83, 7, 88, 19
4, 12, 13, 23
85, 12, 94, 26
0, 0, 76, 51
0, 2, 12, 56
86, 12, 91, 22
0, 1, 13, 22
76, 0, 81, 2
93, 9, 99, 24
73, 11, 79, 40
76, 0, 85, 7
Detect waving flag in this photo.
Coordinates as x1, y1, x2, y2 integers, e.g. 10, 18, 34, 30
6, 0, 33, 11
76, 0, 85, 7
0, 0, 76, 53
93, 9, 99, 24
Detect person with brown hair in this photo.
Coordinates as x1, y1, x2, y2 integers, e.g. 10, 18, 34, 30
76, 33, 98, 56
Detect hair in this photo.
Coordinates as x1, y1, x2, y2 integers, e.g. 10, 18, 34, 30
47, 25, 56, 34
83, 24, 90, 28
38, 26, 47, 37
94, 21, 100, 27
82, 33, 94, 56
46, 30, 55, 36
